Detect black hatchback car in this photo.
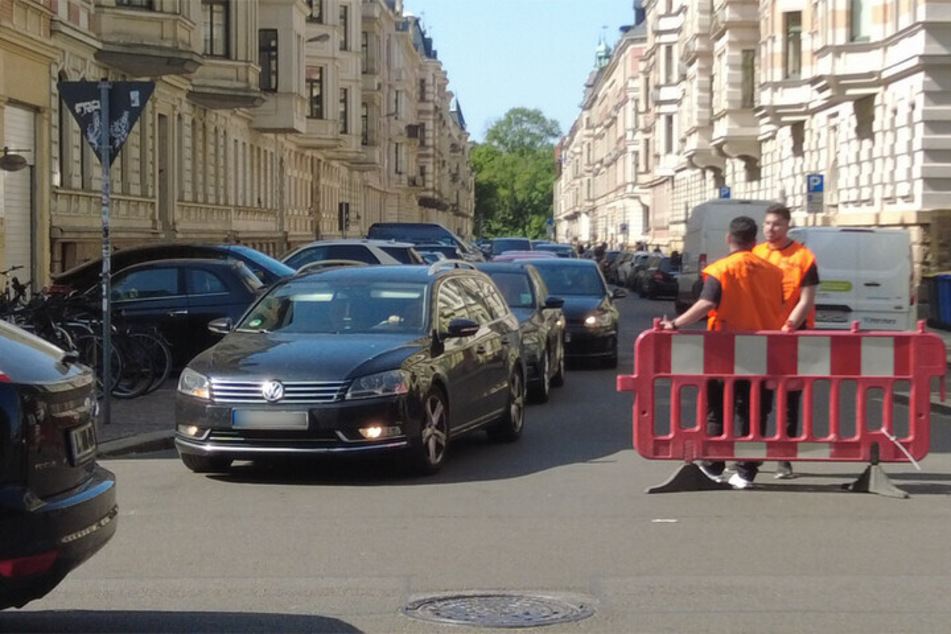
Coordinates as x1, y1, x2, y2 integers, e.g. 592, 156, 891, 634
108, 258, 264, 367
476, 262, 566, 403
521, 258, 625, 368
0, 321, 117, 609
175, 263, 526, 475
51, 243, 294, 295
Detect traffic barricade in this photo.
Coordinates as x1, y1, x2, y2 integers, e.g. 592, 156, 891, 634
617, 320, 947, 497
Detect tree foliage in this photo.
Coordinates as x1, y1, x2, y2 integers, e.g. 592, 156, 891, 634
472, 108, 561, 238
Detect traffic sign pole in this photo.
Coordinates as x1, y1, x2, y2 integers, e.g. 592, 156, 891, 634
99, 80, 112, 425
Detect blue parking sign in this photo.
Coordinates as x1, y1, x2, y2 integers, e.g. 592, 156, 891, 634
807, 174, 824, 193
718, 186, 731, 199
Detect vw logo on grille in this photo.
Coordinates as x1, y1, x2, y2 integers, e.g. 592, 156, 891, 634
261, 380, 284, 403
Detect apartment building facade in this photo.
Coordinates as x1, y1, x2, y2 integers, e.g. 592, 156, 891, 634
0, 0, 473, 290
557, 0, 951, 276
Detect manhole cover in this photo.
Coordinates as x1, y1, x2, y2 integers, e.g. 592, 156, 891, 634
402, 592, 594, 628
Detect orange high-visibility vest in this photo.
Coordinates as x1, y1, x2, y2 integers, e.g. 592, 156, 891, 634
752, 240, 817, 328
702, 250, 785, 331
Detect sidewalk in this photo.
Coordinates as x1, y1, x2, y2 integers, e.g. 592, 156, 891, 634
96, 319, 951, 458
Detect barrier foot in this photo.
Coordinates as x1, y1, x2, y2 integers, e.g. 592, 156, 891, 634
647, 463, 733, 494
844, 464, 909, 499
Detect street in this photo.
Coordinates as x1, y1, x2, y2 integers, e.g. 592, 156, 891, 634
5, 294, 951, 633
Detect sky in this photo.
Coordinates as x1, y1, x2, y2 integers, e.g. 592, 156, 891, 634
401, 0, 638, 143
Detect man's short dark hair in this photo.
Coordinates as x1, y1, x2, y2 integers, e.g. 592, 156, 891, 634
765, 203, 791, 223
729, 216, 758, 248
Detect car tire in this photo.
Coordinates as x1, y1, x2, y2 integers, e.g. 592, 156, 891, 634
551, 345, 566, 388
529, 352, 551, 403
487, 369, 525, 442
180, 453, 232, 473
410, 387, 449, 475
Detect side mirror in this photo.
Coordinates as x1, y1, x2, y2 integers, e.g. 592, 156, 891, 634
544, 295, 565, 309
443, 318, 480, 339
208, 317, 234, 335
612, 287, 628, 299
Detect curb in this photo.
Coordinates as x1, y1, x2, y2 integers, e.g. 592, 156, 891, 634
98, 430, 175, 459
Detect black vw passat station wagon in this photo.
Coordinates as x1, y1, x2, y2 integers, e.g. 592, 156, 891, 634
175, 262, 526, 475
0, 321, 117, 610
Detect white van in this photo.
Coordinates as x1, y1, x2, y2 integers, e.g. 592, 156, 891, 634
788, 226, 915, 331
675, 199, 775, 314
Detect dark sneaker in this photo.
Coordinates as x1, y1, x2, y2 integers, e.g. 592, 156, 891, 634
698, 462, 725, 483
774, 461, 795, 480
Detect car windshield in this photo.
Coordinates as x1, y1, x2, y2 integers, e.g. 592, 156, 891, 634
487, 272, 535, 308
533, 265, 606, 296
228, 245, 295, 278
237, 279, 429, 335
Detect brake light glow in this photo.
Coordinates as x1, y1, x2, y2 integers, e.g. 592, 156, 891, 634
0, 373, 10, 383
0, 551, 58, 578
653, 272, 664, 281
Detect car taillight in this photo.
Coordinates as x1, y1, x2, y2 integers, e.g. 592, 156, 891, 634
47, 284, 72, 296
0, 373, 9, 382
698, 253, 707, 270
653, 272, 664, 281
0, 551, 58, 578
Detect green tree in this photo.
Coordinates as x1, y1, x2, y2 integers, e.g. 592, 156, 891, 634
473, 108, 561, 238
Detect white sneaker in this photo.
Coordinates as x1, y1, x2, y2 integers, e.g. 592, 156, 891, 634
728, 472, 753, 490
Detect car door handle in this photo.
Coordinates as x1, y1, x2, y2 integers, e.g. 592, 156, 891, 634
864, 282, 881, 287
168, 309, 189, 316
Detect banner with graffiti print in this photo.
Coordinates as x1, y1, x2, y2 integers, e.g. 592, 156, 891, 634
58, 81, 155, 167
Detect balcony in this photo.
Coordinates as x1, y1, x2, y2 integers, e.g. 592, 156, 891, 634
683, 126, 725, 170
755, 80, 811, 127
710, 1, 758, 39
812, 41, 885, 103
93, 4, 202, 77
188, 59, 264, 110
298, 118, 343, 149
323, 133, 363, 160
711, 110, 761, 160
252, 92, 308, 133
349, 145, 382, 171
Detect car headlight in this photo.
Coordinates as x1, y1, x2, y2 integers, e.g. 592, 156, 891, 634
178, 368, 211, 400
584, 312, 613, 328
345, 369, 410, 400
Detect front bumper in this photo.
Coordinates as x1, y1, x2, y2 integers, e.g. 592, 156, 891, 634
0, 465, 118, 609
175, 393, 417, 461
563, 327, 617, 358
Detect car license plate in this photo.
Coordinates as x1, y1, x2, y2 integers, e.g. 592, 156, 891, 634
233, 410, 309, 430
69, 422, 97, 464
816, 309, 849, 324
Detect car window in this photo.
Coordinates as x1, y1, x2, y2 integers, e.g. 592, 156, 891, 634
474, 278, 510, 320
380, 246, 419, 264
111, 267, 179, 300
487, 271, 534, 308
228, 245, 295, 279
435, 279, 470, 331
186, 268, 229, 295
457, 278, 493, 324
534, 265, 605, 296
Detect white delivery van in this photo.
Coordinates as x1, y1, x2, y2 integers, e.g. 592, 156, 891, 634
674, 199, 776, 314
788, 226, 915, 331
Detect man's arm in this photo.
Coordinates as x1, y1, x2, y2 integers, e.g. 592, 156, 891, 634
783, 284, 817, 332
661, 299, 716, 331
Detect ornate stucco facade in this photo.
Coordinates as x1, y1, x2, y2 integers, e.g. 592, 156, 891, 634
556, 0, 951, 281
0, 0, 473, 289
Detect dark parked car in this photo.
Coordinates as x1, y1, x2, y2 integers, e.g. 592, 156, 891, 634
635, 255, 680, 299
519, 258, 625, 368
490, 237, 533, 259
599, 250, 622, 284
107, 258, 264, 366
413, 243, 465, 261
366, 222, 484, 262
175, 263, 526, 475
0, 321, 117, 609
51, 243, 293, 295
534, 243, 578, 258
476, 262, 566, 403
281, 239, 424, 270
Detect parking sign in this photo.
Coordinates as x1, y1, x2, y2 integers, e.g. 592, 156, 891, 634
806, 173, 824, 213
807, 174, 824, 193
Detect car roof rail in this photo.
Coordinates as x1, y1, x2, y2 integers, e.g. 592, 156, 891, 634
428, 259, 476, 275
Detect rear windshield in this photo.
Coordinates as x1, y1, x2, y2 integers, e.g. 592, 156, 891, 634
368, 224, 453, 245
532, 265, 606, 296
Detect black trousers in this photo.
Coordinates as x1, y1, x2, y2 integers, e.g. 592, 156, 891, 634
705, 379, 773, 480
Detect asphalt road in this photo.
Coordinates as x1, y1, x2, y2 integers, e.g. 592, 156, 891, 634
5, 292, 951, 633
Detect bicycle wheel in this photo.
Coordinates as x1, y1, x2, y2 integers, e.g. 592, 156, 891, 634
127, 331, 173, 395
111, 334, 155, 399
74, 334, 122, 398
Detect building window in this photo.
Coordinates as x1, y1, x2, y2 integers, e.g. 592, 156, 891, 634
116, 0, 153, 7
850, 0, 871, 42
339, 88, 349, 134
664, 45, 674, 84
664, 115, 674, 154
259, 29, 278, 92
791, 121, 805, 156
784, 11, 802, 79
419, 78, 426, 102
419, 164, 426, 187
307, 69, 323, 118
741, 49, 756, 108
339, 5, 349, 51
203, 0, 229, 57
361, 32, 368, 73
854, 95, 875, 141
394, 142, 403, 174
361, 102, 369, 145
393, 89, 401, 117
418, 123, 426, 147
307, 0, 323, 23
